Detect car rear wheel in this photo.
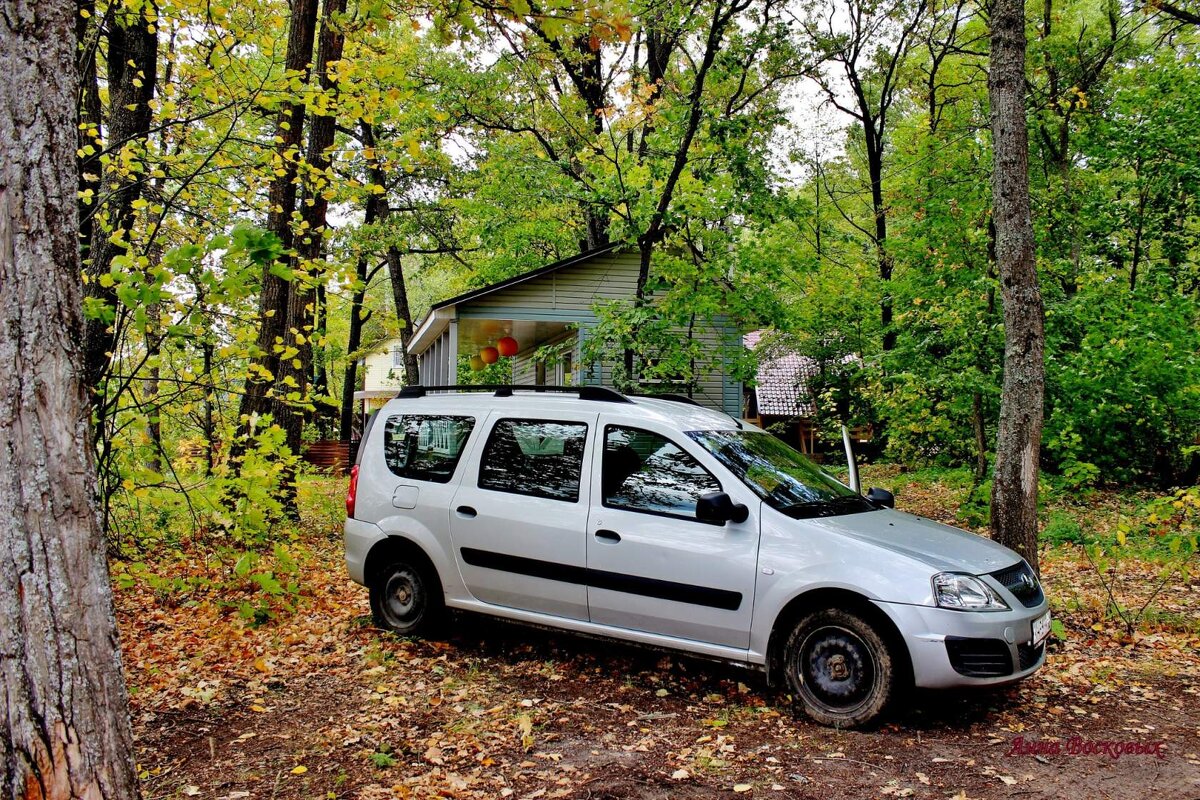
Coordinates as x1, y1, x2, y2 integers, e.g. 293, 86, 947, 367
783, 607, 896, 728
370, 560, 442, 637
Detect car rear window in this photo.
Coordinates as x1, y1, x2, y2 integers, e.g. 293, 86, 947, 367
383, 415, 475, 483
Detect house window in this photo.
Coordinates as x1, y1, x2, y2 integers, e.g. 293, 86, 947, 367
637, 357, 692, 391
383, 415, 475, 483
558, 351, 574, 385
602, 426, 720, 519
391, 345, 404, 369
478, 419, 588, 502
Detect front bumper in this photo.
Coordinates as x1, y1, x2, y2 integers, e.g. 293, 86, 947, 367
874, 599, 1049, 689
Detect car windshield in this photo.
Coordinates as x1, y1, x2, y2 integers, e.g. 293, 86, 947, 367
687, 430, 877, 519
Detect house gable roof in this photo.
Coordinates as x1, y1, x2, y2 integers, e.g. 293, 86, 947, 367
408, 243, 626, 355
429, 243, 623, 312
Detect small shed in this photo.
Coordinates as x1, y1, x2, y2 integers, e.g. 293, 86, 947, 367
406, 245, 742, 415
742, 331, 821, 453
742, 331, 873, 455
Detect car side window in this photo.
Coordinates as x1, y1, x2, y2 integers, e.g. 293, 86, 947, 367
383, 415, 475, 483
603, 425, 721, 519
478, 419, 589, 502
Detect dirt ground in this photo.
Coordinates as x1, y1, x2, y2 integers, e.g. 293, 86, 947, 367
120, 536, 1200, 800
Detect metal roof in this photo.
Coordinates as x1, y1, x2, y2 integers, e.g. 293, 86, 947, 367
745, 331, 820, 418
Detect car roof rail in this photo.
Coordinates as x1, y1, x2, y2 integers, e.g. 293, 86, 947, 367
395, 384, 633, 404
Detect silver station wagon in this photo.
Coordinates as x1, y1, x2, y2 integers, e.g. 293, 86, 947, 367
344, 385, 1049, 727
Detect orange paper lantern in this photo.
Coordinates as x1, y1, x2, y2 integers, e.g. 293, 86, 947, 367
497, 336, 519, 357
480, 346, 499, 364
468, 354, 486, 371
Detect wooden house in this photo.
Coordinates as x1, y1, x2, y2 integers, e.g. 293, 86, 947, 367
404, 245, 742, 415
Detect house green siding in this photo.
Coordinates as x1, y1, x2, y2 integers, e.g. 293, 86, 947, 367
419, 248, 742, 416
464, 250, 642, 314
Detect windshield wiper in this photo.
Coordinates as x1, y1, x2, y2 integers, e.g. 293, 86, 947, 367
778, 494, 872, 519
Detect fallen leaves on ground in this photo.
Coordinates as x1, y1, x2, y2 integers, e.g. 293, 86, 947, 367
118, 480, 1200, 800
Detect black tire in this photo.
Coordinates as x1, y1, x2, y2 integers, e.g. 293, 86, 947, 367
369, 559, 443, 637
782, 607, 896, 729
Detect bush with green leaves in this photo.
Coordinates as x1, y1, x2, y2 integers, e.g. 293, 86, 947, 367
1044, 278, 1200, 487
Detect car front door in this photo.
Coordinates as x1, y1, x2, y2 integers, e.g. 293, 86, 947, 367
585, 420, 761, 649
449, 411, 598, 621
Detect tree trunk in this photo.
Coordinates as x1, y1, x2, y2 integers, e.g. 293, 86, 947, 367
237, 0, 319, 431
201, 332, 215, 476
82, 1, 158, 401
1, 1, 139, 796
988, 0, 1045, 574
385, 246, 421, 385
360, 122, 420, 387
276, 0, 346, 510
339, 250, 374, 442
866, 136, 896, 352
972, 391, 989, 484
312, 281, 329, 417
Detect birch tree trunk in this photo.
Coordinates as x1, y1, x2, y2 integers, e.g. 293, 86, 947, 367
988, 0, 1045, 574
0, 1, 139, 797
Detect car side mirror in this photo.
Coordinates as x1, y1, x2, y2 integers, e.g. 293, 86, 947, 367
866, 487, 895, 509
697, 492, 749, 524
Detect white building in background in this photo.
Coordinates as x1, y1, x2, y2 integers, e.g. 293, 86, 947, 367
354, 338, 406, 418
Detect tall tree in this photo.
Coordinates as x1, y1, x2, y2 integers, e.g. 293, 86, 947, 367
0, 0, 138, 795
238, 0, 319, 436
802, 0, 928, 352
280, 0, 348, 456
81, 0, 159, 406
988, 0, 1045, 571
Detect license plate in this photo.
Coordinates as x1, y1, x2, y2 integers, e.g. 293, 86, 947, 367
1032, 611, 1052, 645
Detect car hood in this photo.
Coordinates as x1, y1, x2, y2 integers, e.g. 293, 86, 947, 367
809, 508, 1022, 574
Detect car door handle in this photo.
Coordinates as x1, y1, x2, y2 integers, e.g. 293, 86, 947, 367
594, 529, 621, 543
456, 505, 477, 519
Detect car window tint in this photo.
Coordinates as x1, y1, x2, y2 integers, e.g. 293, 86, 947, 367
383, 415, 475, 483
603, 426, 720, 518
478, 419, 588, 502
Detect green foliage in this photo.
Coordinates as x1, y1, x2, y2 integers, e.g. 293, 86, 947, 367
1079, 487, 1200, 635
1044, 281, 1200, 485
1042, 511, 1085, 545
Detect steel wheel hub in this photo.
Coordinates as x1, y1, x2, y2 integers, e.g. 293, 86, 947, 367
798, 625, 876, 712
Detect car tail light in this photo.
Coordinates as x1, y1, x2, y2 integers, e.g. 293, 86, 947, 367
346, 464, 359, 518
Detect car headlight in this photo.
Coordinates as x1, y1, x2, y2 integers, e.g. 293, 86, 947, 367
932, 572, 1010, 611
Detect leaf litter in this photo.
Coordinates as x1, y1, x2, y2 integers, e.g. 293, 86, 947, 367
120, 482, 1200, 799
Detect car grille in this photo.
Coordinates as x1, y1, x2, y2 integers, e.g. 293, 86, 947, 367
990, 561, 1045, 608
1018, 641, 1045, 671
945, 637, 1013, 678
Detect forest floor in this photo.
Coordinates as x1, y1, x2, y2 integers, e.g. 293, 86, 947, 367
117, 472, 1200, 800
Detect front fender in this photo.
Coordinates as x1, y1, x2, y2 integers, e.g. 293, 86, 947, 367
749, 510, 937, 662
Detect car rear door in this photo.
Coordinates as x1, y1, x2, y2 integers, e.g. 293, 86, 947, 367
449, 410, 598, 621
584, 419, 761, 649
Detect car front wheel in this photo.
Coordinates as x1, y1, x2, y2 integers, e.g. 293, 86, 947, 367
370, 560, 442, 637
782, 607, 897, 728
